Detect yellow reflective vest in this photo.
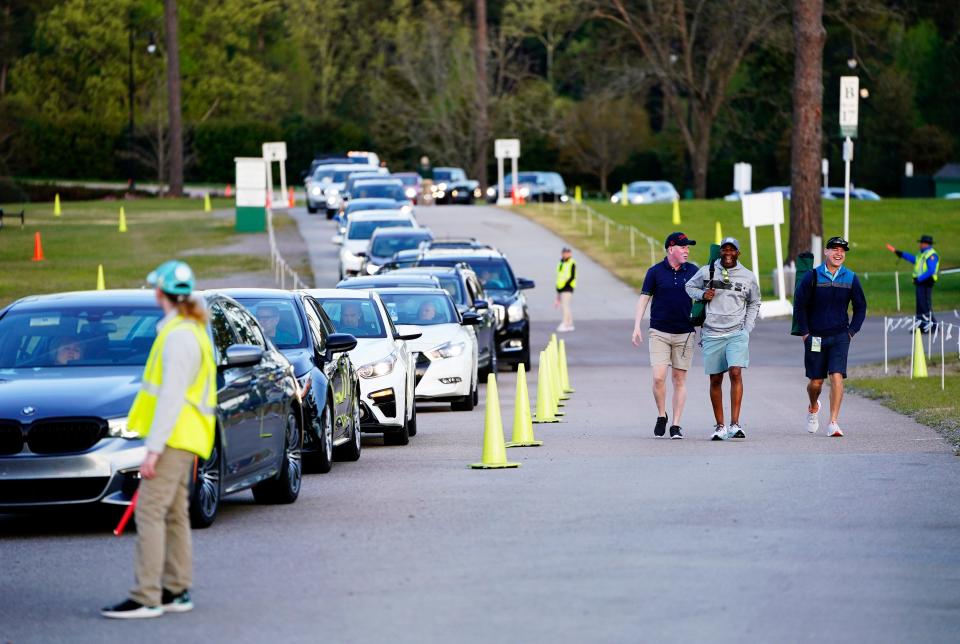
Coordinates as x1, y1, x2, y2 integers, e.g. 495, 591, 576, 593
913, 248, 939, 282
128, 315, 216, 458
556, 258, 577, 291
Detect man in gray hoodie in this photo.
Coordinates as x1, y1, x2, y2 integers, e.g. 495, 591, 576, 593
685, 237, 761, 440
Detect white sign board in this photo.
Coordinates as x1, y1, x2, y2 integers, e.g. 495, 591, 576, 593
494, 139, 520, 159
733, 162, 752, 194
235, 157, 266, 207
741, 191, 785, 228
839, 76, 859, 138
262, 141, 287, 161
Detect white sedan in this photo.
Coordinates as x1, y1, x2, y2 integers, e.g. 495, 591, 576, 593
308, 289, 421, 446
375, 288, 480, 412
333, 210, 417, 280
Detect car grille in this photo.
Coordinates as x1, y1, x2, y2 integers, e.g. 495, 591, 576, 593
413, 352, 431, 387
0, 421, 24, 455
26, 419, 106, 454
0, 477, 110, 504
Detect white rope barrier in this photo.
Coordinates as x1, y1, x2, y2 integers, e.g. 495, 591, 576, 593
266, 207, 306, 291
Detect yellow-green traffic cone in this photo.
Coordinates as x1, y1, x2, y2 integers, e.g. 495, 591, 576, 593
96, 264, 105, 290
672, 198, 681, 225
545, 348, 565, 416
470, 373, 520, 469
54, 194, 62, 217
506, 363, 542, 448
715, 221, 723, 244
204, 193, 212, 212
533, 352, 559, 423
549, 336, 569, 402
912, 327, 928, 378
621, 183, 628, 206
559, 339, 574, 394
118, 206, 127, 233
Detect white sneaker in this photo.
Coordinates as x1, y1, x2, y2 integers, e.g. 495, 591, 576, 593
711, 424, 729, 441
556, 324, 575, 333
729, 423, 745, 439
807, 400, 821, 434
828, 422, 843, 437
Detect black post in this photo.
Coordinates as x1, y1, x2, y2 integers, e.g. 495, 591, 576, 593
127, 14, 136, 191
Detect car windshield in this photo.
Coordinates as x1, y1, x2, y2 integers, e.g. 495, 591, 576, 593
394, 175, 418, 186
377, 292, 458, 326
348, 219, 413, 240
506, 173, 541, 185
628, 183, 656, 193
352, 184, 406, 201
312, 167, 351, 183
345, 201, 398, 215
233, 297, 307, 349
433, 169, 464, 182
316, 299, 386, 339
0, 305, 165, 368
420, 258, 516, 292
371, 234, 431, 257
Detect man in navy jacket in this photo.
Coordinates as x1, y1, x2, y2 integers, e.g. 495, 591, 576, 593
793, 237, 867, 438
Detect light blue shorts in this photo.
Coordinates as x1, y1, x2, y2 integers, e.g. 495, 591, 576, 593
701, 330, 750, 375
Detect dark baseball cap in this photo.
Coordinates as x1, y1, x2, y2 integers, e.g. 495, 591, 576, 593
664, 232, 696, 249
918, 235, 934, 245
825, 236, 850, 250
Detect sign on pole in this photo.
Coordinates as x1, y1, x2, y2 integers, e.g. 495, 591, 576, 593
262, 141, 288, 209
494, 138, 521, 206
741, 191, 792, 318
235, 157, 266, 232
839, 76, 859, 139
733, 162, 752, 194
821, 158, 829, 188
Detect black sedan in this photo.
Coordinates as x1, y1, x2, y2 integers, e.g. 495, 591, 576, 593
223, 289, 361, 474
0, 290, 331, 528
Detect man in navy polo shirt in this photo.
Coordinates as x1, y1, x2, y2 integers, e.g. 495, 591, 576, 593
632, 232, 699, 439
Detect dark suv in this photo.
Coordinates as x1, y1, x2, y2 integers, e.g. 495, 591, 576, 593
415, 250, 534, 370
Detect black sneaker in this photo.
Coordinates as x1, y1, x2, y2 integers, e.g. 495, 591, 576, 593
161, 588, 193, 613
669, 425, 683, 439
654, 415, 668, 437
101, 599, 163, 619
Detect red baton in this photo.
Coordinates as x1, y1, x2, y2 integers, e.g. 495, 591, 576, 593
113, 489, 139, 537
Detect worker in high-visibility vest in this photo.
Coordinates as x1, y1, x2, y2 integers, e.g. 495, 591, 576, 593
555, 246, 577, 332
888, 234, 940, 333
103, 260, 216, 619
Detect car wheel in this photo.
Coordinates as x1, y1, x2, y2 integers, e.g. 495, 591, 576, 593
384, 411, 410, 446
189, 433, 223, 529
335, 390, 362, 462
252, 409, 303, 504
407, 401, 418, 437
307, 204, 317, 214
309, 399, 334, 474
451, 378, 476, 412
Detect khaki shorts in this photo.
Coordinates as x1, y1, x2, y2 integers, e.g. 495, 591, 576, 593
648, 329, 696, 371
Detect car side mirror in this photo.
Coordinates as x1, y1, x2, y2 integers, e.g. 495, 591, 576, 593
332, 234, 343, 245
355, 251, 366, 258
461, 312, 481, 326
326, 332, 358, 354
518, 278, 535, 290
395, 324, 423, 341
473, 299, 489, 310
223, 344, 263, 368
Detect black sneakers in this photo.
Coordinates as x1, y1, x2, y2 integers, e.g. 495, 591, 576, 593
654, 415, 668, 437
162, 588, 193, 613
669, 425, 683, 439
101, 599, 162, 619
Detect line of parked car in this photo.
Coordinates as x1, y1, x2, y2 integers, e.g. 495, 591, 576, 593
0, 155, 538, 528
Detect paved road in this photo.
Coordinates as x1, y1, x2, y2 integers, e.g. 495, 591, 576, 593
3, 204, 958, 643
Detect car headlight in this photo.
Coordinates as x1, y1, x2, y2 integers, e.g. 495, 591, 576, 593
611, 194, 619, 203
437, 182, 447, 192
520, 187, 530, 198
507, 300, 524, 322
486, 186, 496, 197
428, 340, 466, 360
473, 188, 482, 198
358, 352, 397, 378
327, 196, 339, 206
107, 417, 140, 440
366, 263, 379, 274
405, 187, 416, 199
327, 187, 339, 196
310, 186, 322, 197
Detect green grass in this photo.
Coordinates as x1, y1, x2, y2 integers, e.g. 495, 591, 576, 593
514, 198, 960, 314
0, 197, 265, 307
848, 356, 960, 452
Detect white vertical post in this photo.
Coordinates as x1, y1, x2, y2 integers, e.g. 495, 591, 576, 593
748, 225, 760, 285
910, 324, 916, 379
941, 323, 945, 390
497, 157, 505, 202
895, 271, 901, 311
843, 137, 853, 242
883, 317, 888, 374
510, 157, 518, 199
773, 221, 787, 305
279, 159, 287, 203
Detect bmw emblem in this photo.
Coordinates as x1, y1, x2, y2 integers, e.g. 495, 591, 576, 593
21, 406, 36, 417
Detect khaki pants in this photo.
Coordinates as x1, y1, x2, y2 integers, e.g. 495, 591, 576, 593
559, 291, 574, 328
130, 447, 194, 606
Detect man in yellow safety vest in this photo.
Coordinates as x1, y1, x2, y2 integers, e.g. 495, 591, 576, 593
102, 260, 216, 619
888, 234, 940, 333
555, 246, 577, 332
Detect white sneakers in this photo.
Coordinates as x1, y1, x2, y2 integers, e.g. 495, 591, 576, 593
807, 400, 821, 434
711, 424, 729, 441
556, 324, 575, 333
807, 401, 843, 437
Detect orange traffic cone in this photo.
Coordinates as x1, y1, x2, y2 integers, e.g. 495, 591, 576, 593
511, 185, 518, 205
224, 183, 233, 198
287, 187, 295, 208
266, 190, 272, 209
31, 232, 45, 261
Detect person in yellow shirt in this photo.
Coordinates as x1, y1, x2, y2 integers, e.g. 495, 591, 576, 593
102, 260, 216, 619
555, 247, 577, 332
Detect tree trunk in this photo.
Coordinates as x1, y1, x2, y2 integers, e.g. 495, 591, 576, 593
690, 113, 711, 199
788, 0, 825, 261
599, 170, 608, 196
472, 0, 489, 190
164, 0, 184, 197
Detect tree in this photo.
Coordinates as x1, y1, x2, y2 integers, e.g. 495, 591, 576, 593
501, 0, 586, 88
788, 0, 825, 261
558, 94, 650, 194
164, 0, 183, 196
598, 0, 786, 198
473, 0, 490, 188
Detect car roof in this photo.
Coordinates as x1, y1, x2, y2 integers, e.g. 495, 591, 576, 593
314, 163, 360, 172
338, 275, 441, 288
348, 210, 411, 221
371, 286, 452, 296
346, 198, 400, 207
303, 288, 376, 301
216, 288, 301, 301
391, 172, 420, 178
419, 248, 504, 260
3, 289, 238, 311
369, 227, 432, 238
391, 266, 465, 276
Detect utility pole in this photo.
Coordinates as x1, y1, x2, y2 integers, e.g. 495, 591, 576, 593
473, 0, 489, 190
164, 0, 184, 197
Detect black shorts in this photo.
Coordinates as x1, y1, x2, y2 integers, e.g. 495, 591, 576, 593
804, 332, 850, 379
